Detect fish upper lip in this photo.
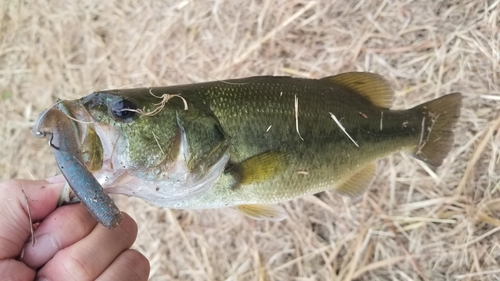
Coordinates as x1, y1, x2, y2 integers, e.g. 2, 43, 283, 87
31, 108, 50, 138
32, 99, 98, 160
31, 101, 82, 142
54, 100, 91, 146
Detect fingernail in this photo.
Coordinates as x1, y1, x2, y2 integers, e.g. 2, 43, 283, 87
45, 175, 66, 184
23, 234, 60, 268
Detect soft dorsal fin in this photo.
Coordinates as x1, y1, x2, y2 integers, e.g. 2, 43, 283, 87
237, 204, 287, 221
321, 72, 394, 108
334, 163, 376, 198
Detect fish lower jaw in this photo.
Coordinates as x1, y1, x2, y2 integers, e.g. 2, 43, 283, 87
96, 150, 231, 209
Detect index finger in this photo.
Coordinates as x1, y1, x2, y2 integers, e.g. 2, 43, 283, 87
0, 178, 65, 259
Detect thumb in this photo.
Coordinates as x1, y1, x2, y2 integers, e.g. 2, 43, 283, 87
0, 177, 65, 259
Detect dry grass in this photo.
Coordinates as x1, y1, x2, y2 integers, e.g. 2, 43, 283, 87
1, 0, 499, 280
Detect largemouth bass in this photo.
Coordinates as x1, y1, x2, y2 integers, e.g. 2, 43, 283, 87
33, 72, 462, 225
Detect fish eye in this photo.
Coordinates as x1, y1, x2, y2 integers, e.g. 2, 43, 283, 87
110, 98, 137, 122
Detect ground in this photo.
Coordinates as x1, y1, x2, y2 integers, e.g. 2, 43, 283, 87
1, 0, 499, 280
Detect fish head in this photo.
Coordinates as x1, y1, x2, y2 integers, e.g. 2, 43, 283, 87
62, 90, 184, 179
34, 89, 229, 207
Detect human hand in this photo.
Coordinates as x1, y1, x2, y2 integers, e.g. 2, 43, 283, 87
0, 177, 150, 281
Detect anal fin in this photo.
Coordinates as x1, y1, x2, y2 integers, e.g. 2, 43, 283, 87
237, 204, 287, 221
334, 163, 376, 198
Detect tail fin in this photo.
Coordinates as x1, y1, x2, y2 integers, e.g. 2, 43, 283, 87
412, 93, 462, 167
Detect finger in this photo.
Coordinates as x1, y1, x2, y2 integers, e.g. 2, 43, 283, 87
21, 203, 97, 269
0, 179, 65, 259
37, 212, 138, 281
96, 249, 150, 281
0, 260, 35, 281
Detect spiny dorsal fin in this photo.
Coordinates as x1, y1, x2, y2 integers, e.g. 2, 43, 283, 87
237, 204, 287, 221
321, 72, 394, 108
334, 163, 376, 198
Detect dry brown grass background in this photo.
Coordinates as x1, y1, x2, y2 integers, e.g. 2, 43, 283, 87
1, 0, 499, 280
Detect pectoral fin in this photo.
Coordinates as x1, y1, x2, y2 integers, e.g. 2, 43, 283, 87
237, 204, 287, 221
334, 163, 376, 198
229, 151, 288, 186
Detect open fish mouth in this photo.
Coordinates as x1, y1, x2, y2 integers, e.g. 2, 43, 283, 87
32, 101, 123, 229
